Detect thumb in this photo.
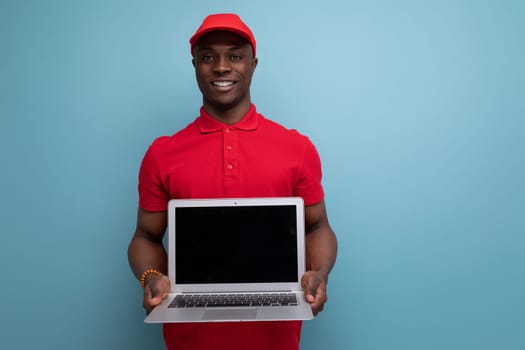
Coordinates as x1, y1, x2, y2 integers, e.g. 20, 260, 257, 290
149, 283, 167, 304
302, 274, 319, 302
306, 283, 317, 302
145, 276, 169, 306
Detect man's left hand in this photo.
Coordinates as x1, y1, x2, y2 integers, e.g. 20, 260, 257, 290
301, 270, 328, 316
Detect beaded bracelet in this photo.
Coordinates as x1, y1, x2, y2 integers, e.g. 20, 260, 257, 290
140, 269, 162, 288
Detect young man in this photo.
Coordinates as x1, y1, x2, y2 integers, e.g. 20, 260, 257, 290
128, 13, 337, 350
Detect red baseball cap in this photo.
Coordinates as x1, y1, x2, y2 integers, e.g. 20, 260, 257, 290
189, 13, 256, 57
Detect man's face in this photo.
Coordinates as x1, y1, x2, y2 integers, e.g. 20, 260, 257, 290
193, 31, 257, 112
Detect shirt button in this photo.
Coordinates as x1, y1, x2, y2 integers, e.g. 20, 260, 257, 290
226, 164, 233, 170
224, 128, 231, 134
226, 145, 232, 151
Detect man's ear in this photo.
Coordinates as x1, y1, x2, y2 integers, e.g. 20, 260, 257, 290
192, 58, 196, 67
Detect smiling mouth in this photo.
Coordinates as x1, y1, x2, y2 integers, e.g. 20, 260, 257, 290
211, 81, 235, 87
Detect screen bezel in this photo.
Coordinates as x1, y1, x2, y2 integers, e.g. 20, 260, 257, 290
167, 197, 306, 293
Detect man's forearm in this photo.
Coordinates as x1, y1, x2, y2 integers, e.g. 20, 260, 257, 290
128, 235, 168, 280
305, 225, 337, 280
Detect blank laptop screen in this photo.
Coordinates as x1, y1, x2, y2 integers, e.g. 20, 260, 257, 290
175, 205, 298, 284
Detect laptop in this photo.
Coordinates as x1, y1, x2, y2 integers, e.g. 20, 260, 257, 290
144, 197, 314, 323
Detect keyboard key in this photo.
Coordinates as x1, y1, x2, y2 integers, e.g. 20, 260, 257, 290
168, 293, 298, 308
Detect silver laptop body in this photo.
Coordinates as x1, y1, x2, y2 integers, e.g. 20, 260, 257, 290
144, 197, 314, 323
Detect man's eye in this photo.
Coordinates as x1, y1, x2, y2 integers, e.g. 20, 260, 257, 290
201, 56, 214, 62
230, 55, 242, 61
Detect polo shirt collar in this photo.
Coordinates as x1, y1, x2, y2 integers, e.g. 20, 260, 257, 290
198, 104, 259, 133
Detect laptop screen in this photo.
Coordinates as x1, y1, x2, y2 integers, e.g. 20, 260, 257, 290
175, 205, 299, 284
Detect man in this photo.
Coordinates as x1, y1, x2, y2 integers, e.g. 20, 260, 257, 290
128, 13, 337, 350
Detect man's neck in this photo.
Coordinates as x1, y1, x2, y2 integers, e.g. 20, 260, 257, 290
202, 100, 252, 125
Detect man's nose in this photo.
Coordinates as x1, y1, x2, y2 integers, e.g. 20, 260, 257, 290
213, 55, 231, 73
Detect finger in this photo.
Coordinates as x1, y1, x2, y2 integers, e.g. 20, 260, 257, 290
310, 292, 326, 309
144, 291, 164, 313
143, 286, 154, 311
301, 272, 329, 315
150, 279, 169, 303
304, 275, 321, 300
143, 276, 170, 311
311, 285, 328, 315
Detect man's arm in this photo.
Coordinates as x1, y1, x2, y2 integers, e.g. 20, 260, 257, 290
128, 208, 171, 313
301, 200, 338, 315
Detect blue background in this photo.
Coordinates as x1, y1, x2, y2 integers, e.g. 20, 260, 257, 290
1, 1, 524, 349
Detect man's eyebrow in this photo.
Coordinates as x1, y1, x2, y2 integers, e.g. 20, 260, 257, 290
195, 46, 212, 51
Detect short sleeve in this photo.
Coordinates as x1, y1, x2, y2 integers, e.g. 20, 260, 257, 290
138, 146, 169, 212
294, 138, 324, 206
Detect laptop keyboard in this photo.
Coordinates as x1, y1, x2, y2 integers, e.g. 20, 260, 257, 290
169, 293, 298, 308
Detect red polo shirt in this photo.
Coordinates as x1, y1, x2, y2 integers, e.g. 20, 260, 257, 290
138, 104, 324, 350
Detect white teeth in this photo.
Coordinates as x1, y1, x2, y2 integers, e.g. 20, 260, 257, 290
212, 81, 234, 87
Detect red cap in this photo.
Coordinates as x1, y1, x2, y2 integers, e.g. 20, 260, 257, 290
190, 13, 256, 57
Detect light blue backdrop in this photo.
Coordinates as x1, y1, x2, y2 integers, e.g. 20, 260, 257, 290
1, 1, 524, 349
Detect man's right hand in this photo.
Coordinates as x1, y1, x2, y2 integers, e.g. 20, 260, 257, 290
143, 274, 171, 313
